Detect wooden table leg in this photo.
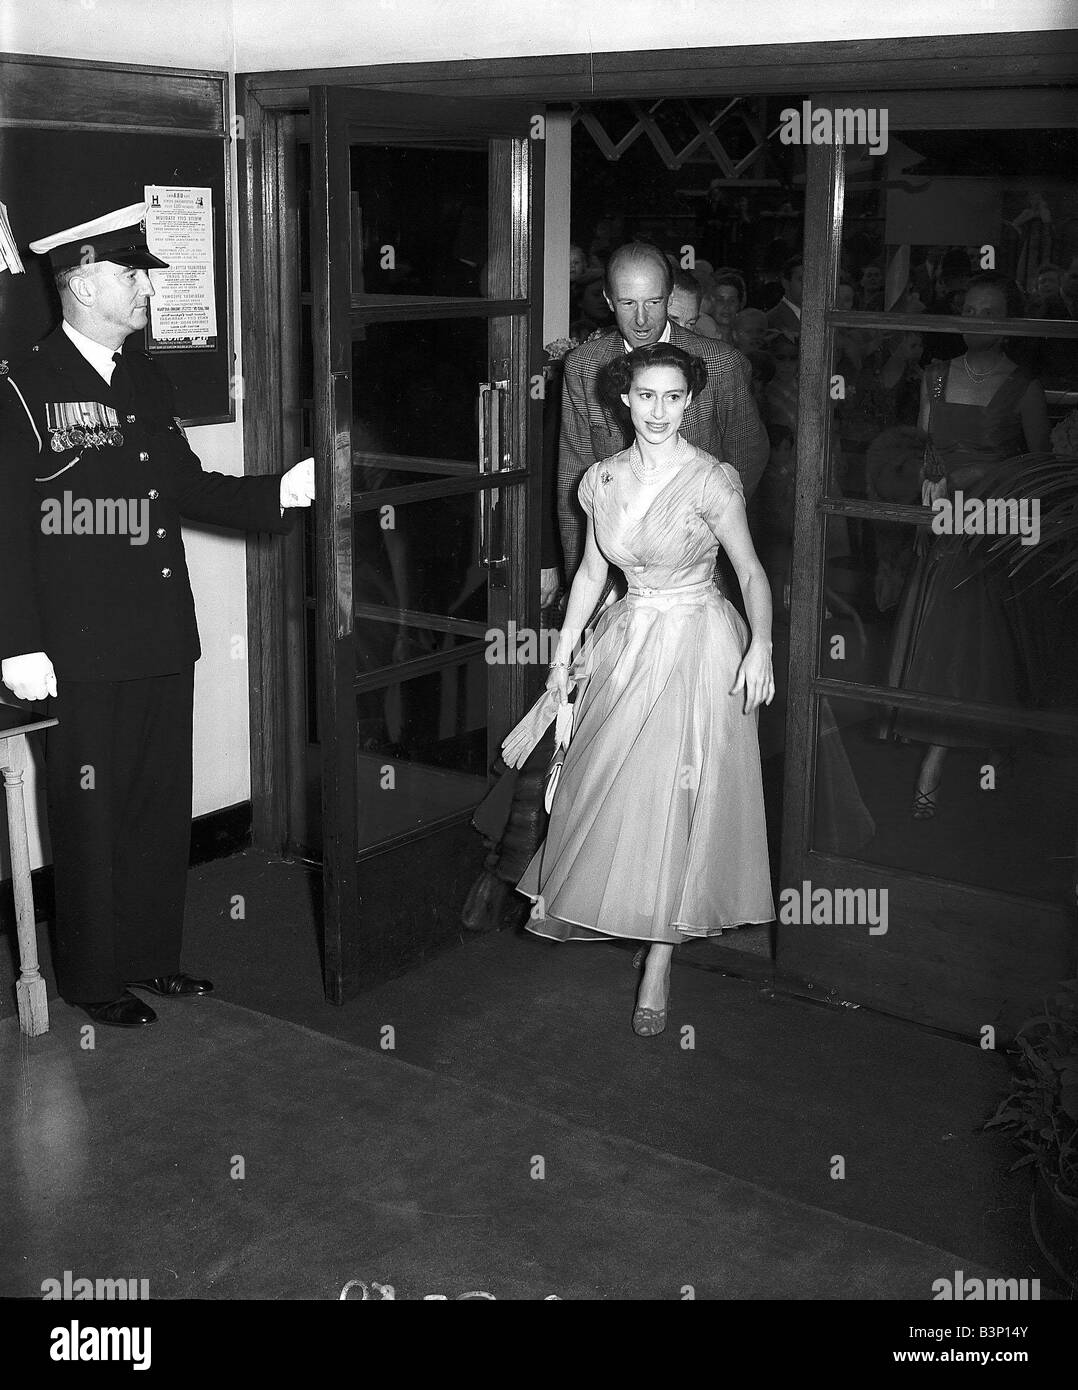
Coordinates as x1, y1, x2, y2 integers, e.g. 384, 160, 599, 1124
2, 733, 49, 1035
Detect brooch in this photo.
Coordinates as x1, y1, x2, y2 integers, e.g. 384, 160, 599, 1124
600, 468, 612, 484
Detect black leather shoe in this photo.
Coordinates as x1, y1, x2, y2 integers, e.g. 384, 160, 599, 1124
129, 973, 214, 997
76, 990, 158, 1028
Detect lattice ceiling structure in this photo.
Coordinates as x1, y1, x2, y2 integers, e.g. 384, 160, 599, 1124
570, 97, 787, 184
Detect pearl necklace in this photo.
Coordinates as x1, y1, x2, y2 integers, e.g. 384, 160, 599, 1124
962, 352, 1005, 382
628, 436, 688, 485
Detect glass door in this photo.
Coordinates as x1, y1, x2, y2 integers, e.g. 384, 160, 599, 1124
779, 90, 1078, 1037
310, 87, 543, 1001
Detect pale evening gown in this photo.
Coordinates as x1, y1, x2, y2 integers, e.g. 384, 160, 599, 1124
518, 443, 775, 943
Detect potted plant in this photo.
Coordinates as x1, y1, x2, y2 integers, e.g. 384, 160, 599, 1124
985, 980, 1078, 1290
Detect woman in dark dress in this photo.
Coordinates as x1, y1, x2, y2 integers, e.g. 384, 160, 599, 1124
885, 275, 1051, 816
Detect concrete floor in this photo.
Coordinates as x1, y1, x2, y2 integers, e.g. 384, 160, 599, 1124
0, 846, 1062, 1297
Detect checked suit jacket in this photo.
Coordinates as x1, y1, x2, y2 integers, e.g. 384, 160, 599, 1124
556, 322, 769, 579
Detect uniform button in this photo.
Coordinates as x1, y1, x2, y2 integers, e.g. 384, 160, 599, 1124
139, 451, 150, 462
161, 567, 172, 579
148, 489, 159, 500
126, 414, 136, 423
156, 528, 166, 539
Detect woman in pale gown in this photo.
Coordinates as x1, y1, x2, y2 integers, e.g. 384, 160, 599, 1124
511, 344, 776, 1036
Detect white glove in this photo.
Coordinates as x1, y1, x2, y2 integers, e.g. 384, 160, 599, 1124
280, 457, 315, 510
2, 652, 57, 702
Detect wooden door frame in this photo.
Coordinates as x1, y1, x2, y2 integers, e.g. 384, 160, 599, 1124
237, 29, 1078, 854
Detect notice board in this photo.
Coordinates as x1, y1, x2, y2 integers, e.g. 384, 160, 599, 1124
0, 124, 232, 424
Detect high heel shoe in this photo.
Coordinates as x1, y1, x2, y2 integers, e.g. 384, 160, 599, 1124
912, 782, 940, 819
632, 1005, 667, 1037
632, 961, 671, 1037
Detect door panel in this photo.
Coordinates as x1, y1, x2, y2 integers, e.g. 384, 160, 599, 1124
311, 86, 542, 1001
779, 95, 1078, 1037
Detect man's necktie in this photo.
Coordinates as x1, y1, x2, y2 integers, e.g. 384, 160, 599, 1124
111, 352, 134, 414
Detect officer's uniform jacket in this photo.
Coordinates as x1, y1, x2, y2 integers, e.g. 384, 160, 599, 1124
0, 327, 292, 680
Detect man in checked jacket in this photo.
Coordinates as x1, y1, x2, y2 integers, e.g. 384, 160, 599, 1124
554, 241, 769, 583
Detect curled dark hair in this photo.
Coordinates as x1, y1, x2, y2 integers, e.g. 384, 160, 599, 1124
604, 342, 709, 402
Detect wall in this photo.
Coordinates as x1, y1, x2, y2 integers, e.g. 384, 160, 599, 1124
0, 0, 247, 876
0, 0, 234, 70
230, 0, 1072, 71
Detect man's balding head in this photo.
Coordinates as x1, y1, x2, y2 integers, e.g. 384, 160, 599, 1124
603, 242, 673, 348
604, 242, 674, 299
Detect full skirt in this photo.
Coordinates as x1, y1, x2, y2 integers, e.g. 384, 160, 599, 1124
519, 585, 775, 943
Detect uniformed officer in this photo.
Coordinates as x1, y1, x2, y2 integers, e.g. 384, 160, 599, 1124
0, 202, 315, 1028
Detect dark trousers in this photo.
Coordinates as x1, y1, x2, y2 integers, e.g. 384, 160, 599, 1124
45, 668, 195, 1002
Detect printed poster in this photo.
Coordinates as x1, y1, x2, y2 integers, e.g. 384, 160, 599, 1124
143, 185, 217, 350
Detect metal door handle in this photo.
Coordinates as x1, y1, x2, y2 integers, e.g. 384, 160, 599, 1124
478, 380, 508, 580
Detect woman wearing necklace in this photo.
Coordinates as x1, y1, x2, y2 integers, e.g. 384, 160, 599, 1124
509, 343, 775, 1036
884, 273, 1051, 816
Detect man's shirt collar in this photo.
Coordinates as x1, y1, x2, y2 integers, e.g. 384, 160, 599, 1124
781, 296, 802, 321
63, 321, 119, 385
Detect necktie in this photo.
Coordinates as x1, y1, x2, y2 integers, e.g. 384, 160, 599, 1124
111, 352, 134, 414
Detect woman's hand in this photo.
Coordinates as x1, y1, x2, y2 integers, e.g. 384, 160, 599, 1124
545, 662, 571, 703
540, 567, 561, 610
731, 640, 775, 714
921, 475, 948, 507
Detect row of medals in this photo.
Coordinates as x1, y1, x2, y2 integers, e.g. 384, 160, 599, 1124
50, 424, 125, 452
46, 402, 124, 452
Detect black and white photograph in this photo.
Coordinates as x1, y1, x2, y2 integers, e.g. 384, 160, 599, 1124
1, 0, 1076, 1352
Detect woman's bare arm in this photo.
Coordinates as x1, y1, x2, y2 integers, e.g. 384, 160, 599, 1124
548, 511, 609, 679
1019, 379, 1052, 454
716, 493, 772, 656
714, 490, 775, 711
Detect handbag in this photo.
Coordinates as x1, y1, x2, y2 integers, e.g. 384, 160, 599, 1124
543, 696, 577, 813
917, 434, 948, 556
500, 591, 606, 781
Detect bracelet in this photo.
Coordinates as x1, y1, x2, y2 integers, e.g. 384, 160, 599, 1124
549, 661, 568, 669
